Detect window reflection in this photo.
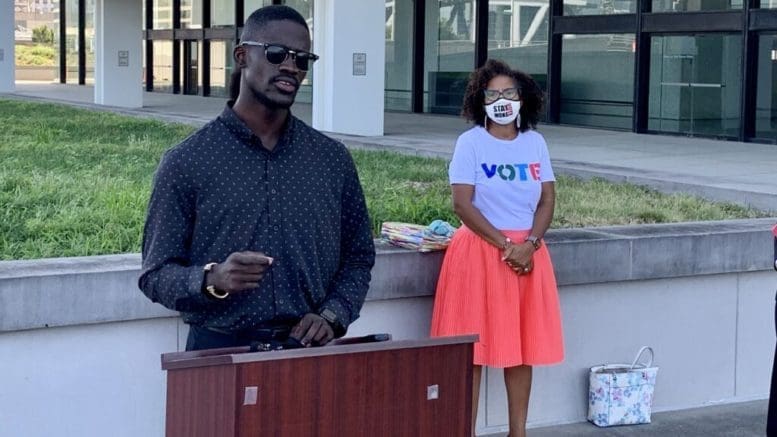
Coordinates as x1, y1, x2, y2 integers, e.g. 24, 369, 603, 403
153, 41, 174, 93
153, 0, 173, 29
564, 0, 635, 15
386, 0, 414, 111
488, 0, 549, 92
755, 33, 777, 140
181, 0, 203, 29
648, 34, 742, 138
209, 40, 234, 98
561, 34, 635, 129
652, 0, 742, 12
424, 0, 475, 114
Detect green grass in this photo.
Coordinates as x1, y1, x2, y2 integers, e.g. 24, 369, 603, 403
0, 98, 769, 260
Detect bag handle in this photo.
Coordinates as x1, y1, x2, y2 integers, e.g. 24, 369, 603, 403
630, 346, 654, 369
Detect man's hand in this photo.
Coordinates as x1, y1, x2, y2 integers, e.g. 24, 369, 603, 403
207, 251, 273, 293
290, 313, 335, 347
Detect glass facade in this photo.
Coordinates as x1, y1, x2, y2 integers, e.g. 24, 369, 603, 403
487, 0, 549, 91
51, 0, 777, 144
152, 40, 174, 93
84, 0, 95, 83
181, 41, 201, 95
648, 34, 742, 138
652, 0, 742, 12
65, 0, 78, 83
424, 0, 476, 114
209, 40, 235, 98
755, 33, 777, 140
560, 34, 635, 129
211, 0, 235, 27
181, 0, 203, 29
385, 0, 415, 111
152, 0, 173, 29
564, 0, 635, 15
245, 0, 273, 18
282, 0, 314, 103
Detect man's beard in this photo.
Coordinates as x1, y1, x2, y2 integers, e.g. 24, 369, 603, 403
251, 86, 294, 110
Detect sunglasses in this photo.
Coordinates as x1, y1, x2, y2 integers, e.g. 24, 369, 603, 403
483, 87, 520, 104
240, 41, 319, 71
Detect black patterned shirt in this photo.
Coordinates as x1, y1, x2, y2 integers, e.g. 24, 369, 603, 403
138, 104, 375, 333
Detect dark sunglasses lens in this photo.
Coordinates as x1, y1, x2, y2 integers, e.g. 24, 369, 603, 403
294, 54, 312, 71
264, 45, 289, 65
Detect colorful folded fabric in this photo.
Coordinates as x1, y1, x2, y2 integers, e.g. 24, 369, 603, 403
380, 221, 457, 252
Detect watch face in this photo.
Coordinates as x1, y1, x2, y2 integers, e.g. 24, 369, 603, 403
320, 308, 337, 323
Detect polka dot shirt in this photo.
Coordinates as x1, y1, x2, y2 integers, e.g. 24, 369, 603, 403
138, 104, 376, 334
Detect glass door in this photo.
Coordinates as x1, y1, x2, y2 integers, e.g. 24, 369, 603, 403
424, 0, 476, 114
183, 40, 199, 95
648, 34, 742, 138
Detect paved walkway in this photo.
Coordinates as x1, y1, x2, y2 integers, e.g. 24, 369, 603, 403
6, 82, 777, 212
3, 83, 777, 436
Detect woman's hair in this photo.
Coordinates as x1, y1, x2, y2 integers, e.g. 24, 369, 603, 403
460, 59, 544, 132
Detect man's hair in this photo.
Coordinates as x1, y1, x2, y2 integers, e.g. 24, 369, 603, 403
460, 59, 544, 132
240, 5, 309, 42
231, 6, 309, 101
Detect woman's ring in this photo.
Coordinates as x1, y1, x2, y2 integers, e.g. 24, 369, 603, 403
524, 267, 529, 272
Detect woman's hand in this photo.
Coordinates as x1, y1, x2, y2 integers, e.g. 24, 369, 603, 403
502, 242, 536, 275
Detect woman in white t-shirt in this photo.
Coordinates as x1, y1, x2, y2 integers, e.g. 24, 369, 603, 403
430, 59, 564, 437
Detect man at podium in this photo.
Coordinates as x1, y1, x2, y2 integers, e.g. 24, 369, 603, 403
138, 5, 375, 351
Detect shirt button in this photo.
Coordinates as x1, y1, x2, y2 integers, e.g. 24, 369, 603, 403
271, 189, 277, 194
274, 225, 280, 231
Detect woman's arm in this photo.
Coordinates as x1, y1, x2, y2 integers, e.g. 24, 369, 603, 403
451, 184, 511, 250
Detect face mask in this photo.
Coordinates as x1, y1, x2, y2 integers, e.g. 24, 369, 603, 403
485, 99, 521, 126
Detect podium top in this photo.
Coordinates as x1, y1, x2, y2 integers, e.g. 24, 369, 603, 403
161, 335, 478, 371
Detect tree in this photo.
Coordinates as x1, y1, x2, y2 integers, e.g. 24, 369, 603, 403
32, 25, 54, 45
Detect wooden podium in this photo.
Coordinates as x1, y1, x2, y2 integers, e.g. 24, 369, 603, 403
161, 335, 476, 437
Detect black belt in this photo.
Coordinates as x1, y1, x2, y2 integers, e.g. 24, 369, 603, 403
203, 325, 304, 351
205, 325, 292, 341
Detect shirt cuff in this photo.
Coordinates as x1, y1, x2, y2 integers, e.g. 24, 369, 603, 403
186, 265, 213, 306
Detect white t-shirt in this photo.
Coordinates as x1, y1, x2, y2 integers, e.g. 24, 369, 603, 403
448, 126, 555, 230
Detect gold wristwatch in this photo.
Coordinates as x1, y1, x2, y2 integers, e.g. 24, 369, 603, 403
203, 262, 229, 299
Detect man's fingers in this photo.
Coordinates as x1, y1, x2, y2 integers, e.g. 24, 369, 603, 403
301, 321, 327, 346
290, 314, 334, 347
290, 315, 313, 341
312, 324, 334, 345
232, 251, 273, 266
230, 273, 264, 283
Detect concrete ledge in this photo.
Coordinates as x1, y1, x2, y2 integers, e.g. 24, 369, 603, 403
1, 218, 774, 332
548, 218, 775, 285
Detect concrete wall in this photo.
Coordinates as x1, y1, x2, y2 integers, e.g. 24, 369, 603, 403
0, 0, 14, 93
312, 0, 385, 136
1, 218, 775, 436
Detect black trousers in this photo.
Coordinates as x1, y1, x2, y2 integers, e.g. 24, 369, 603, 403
185, 324, 296, 351
768, 291, 777, 436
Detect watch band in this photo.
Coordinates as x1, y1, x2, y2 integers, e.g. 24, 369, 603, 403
525, 235, 542, 250
203, 262, 229, 299
319, 308, 345, 335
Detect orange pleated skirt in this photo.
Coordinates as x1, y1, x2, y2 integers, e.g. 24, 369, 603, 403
430, 226, 564, 368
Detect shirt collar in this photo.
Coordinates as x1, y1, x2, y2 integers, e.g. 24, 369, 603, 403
218, 101, 296, 151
